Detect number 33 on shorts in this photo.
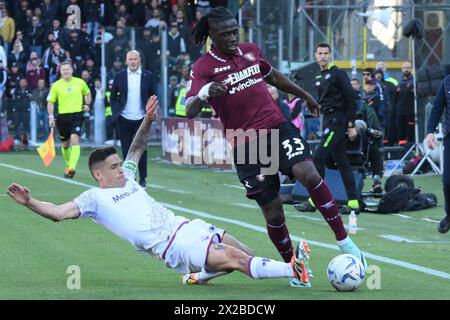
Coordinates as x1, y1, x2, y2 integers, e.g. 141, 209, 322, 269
282, 138, 305, 160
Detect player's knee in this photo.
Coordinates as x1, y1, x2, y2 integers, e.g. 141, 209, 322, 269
293, 163, 321, 189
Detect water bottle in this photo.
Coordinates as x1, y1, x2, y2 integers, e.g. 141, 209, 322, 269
349, 210, 357, 235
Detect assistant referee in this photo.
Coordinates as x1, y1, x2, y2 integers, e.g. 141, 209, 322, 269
47, 60, 91, 178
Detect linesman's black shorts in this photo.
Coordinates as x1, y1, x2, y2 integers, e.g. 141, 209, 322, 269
56, 112, 84, 141
233, 122, 312, 199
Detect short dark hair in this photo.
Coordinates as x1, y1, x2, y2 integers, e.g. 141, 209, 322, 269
362, 67, 374, 75
88, 147, 118, 180
351, 78, 360, 84
315, 42, 331, 52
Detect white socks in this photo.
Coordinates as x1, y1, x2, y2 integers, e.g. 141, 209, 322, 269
249, 257, 293, 279
195, 268, 227, 282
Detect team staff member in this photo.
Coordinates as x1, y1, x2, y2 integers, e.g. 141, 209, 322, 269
110, 50, 156, 188
393, 62, 415, 144
309, 43, 360, 212
426, 74, 450, 234
47, 60, 91, 178
185, 7, 366, 288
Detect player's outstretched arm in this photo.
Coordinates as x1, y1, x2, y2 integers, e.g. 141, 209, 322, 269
264, 68, 320, 117
125, 95, 158, 164
6, 183, 80, 222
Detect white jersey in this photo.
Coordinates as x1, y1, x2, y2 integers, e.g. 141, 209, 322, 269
73, 161, 187, 257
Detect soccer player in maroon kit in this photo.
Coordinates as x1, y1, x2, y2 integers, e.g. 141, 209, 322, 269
185, 7, 367, 287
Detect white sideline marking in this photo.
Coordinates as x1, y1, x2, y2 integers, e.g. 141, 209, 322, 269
148, 184, 167, 189
394, 213, 440, 224
224, 184, 245, 190
234, 203, 259, 209
394, 214, 413, 219
286, 213, 323, 222
379, 234, 450, 244
166, 189, 191, 194
422, 218, 440, 223
1, 162, 450, 281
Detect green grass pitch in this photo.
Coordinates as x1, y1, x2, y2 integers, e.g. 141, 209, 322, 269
0, 147, 449, 300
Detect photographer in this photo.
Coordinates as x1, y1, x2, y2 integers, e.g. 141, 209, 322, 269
357, 105, 384, 193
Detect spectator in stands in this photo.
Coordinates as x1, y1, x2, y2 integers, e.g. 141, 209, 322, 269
31, 78, 49, 139
15, 0, 31, 33
13, 30, 30, 56
26, 56, 46, 90
105, 0, 123, 26
196, 0, 211, 15
8, 40, 27, 74
47, 19, 68, 48
168, 74, 180, 116
79, 23, 94, 53
85, 0, 102, 41
0, 41, 6, 69
145, 8, 164, 30
129, 0, 146, 27
0, 8, 15, 56
167, 22, 187, 67
175, 9, 189, 38
10, 77, 32, 145
43, 40, 68, 84
107, 57, 124, 84
7, 62, 22, 96
40, 0, 59, 30
66, 30, 84, 64
84, 57, 99, 81
0, 60, 6, 114
109, 27, 129, 63
114, 4, 130, 25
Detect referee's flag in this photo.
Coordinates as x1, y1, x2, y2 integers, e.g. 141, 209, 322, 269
37, 129, 56, 167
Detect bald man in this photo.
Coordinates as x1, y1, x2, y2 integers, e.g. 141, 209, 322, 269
110, 50, 156, 188
393, 62, 415, 144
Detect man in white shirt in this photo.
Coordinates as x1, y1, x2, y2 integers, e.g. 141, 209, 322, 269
6, 95, 311, 287
111, 50, 156, 188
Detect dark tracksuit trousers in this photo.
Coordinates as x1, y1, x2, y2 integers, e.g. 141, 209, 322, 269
443, 134, 450, 217
313, 114, 358, 201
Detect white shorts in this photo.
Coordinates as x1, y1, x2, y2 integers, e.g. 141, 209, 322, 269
162, 219, 225, 273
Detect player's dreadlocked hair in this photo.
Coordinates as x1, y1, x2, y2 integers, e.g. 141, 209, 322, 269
191, 6, 235, 47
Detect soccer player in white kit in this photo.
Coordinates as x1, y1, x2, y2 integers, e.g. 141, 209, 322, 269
6, 95, 310, 286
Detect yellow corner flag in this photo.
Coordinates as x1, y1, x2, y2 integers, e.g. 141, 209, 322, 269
37, 129, 56, 167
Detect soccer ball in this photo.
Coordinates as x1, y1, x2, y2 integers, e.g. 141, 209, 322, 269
327, 254, 366, 292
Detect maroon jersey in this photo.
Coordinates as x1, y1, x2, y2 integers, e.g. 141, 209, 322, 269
186, 43, 286, 134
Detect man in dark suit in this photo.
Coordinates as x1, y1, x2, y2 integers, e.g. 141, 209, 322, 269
110, 50, 156, 188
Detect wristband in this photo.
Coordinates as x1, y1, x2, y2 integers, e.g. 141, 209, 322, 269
48, 115, 54, 119
198, 83, 213, 101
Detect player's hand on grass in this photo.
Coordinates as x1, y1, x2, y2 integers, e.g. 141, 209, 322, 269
145, 95, 158, 121
426, 133, 436, 150
6, 183, 31, 206
305, 96, 320, 117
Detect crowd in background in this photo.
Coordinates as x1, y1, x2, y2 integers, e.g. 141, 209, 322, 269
0, 0, 234, 144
